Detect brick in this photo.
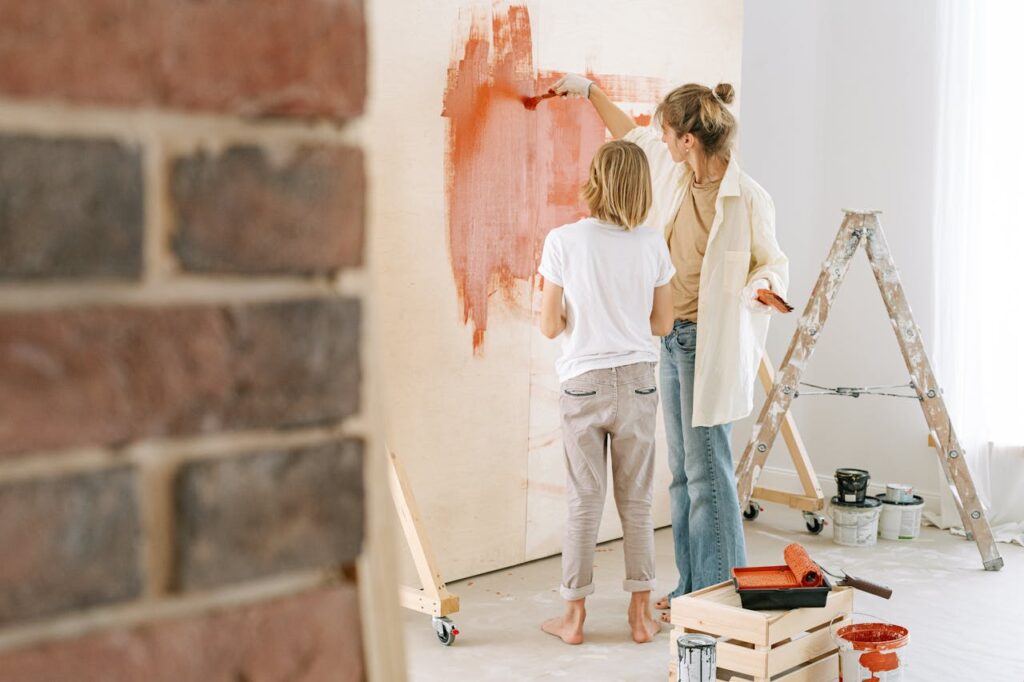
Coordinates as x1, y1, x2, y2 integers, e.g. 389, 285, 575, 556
0, 467, 141, 625
0, 299, 360, 456
171, 145, 365, 275
0, 585, 363, 682
0, 134, 143, 281
0, 1, 366, 120
174, 440, 364, 591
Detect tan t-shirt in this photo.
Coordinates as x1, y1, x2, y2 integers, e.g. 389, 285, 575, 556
669, 177, 722, 322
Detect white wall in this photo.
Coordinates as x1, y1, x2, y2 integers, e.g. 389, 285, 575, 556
735, 1, 946, 507
369, 0, 744, 582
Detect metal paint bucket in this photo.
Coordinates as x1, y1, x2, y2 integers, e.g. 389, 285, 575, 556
829, 496, 882, 547
885, 483, 914, 503
677, 634, 716, 682
877, 494, 924, 540
835, 468, 871, 504
832, 617, 909, 682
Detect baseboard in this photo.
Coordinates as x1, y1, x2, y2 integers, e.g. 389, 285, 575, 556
754, 465, 941, 512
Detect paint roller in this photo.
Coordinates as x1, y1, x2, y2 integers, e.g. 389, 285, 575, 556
787, 543, 894, 599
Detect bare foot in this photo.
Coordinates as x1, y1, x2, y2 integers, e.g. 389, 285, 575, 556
541, 600, 585, 645
628, 593, 662, 644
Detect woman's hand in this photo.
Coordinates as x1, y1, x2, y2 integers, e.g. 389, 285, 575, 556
742, 279, 794, 314
554, 73, 636, 139
552, 74, 593, 99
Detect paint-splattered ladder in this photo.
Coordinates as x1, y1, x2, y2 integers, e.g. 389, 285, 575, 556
735, 210, 1003, 572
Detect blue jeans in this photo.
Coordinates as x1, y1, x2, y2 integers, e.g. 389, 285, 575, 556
660, 320, 747, 597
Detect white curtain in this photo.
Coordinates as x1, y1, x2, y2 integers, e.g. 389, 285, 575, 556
934, 0, 1024, 542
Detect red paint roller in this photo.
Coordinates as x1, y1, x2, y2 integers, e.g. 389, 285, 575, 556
784, 543, 822, 587
732, 543, 821, 589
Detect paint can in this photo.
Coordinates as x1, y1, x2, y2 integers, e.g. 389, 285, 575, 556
677, 634, 716, 682
885, 483, 914, 503
835, 468, 871, 504
832, 617, 909, 681
829, 496, 882, 547
877, 493, 925, 540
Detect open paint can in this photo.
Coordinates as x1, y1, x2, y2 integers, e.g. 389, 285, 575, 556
877, 493, 924, 540
835, 468, 871, 504
677, 634, 716, 682
829, 496, 882, 547
885, 483, 914, 503
832, 617, 909, 681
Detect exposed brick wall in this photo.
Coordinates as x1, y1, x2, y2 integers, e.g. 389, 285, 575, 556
0, 1, 370, 679
0, 467, 141, 625
0, 585, 363, 682
0, 300, 361, 456
0, 134, 144, 280
171, 145, 366, 274
0, 1, 366, 119
174, 440, 365, 591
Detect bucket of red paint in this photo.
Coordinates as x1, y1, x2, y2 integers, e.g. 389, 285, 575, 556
832, 616, 909, 681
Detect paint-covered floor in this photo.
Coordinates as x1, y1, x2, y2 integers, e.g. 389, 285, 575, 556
403, 507, 1024, 681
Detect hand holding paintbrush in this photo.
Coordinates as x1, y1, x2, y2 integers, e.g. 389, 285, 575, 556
744, 278, 795, 314
521, 88, 563, 110
756, 289, 794, 313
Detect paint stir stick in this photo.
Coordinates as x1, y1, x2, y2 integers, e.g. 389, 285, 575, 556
522, 89, 562, 110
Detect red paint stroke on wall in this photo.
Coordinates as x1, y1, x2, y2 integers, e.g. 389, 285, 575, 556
442, 3, 663, 353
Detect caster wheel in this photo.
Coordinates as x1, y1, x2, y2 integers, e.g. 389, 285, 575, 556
804, 513, 825, 535
743, 502, 761, 521
432, 616, 458, 646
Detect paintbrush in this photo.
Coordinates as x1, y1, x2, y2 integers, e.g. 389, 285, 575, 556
522, 89, 561, 110
757, 289, 795, 313
820, 565, 893, 599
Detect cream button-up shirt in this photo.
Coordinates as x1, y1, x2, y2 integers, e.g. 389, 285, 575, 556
625, 123, 789, 427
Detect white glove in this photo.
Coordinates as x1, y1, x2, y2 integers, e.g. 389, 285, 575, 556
742, 278, 773, 314
552, 73, 593, 99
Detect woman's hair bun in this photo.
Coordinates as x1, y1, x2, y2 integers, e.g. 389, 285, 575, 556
713, 83, 735, 105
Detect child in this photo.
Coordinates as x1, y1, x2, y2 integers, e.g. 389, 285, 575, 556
538, 140, 675, 645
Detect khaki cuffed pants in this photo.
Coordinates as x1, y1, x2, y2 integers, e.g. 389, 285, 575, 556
558, 362, 658, 600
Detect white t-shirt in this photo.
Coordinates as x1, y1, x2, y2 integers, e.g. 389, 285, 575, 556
538, 217, 676, 382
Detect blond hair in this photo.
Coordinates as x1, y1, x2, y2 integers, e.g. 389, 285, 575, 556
580, 140, 652, 230
656, 82, 736, 159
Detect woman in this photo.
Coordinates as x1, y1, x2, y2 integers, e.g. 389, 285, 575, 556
553, 74, 790, 617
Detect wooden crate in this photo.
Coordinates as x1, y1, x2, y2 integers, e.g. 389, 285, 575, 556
667, 581, 852, 682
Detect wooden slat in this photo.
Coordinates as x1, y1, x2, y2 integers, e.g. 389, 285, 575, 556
751, 487, 823, 512
768, 619, 846, 676
765, 587, 852, 645
757, 358, 822, 500
388, 447, 460, 615
715, 639, 769, 678
773, 652, 839, 682
399, 585, 460, 617
671, 583, 767, 645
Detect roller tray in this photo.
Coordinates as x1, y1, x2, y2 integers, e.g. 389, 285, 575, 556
731, 571, 833, 611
